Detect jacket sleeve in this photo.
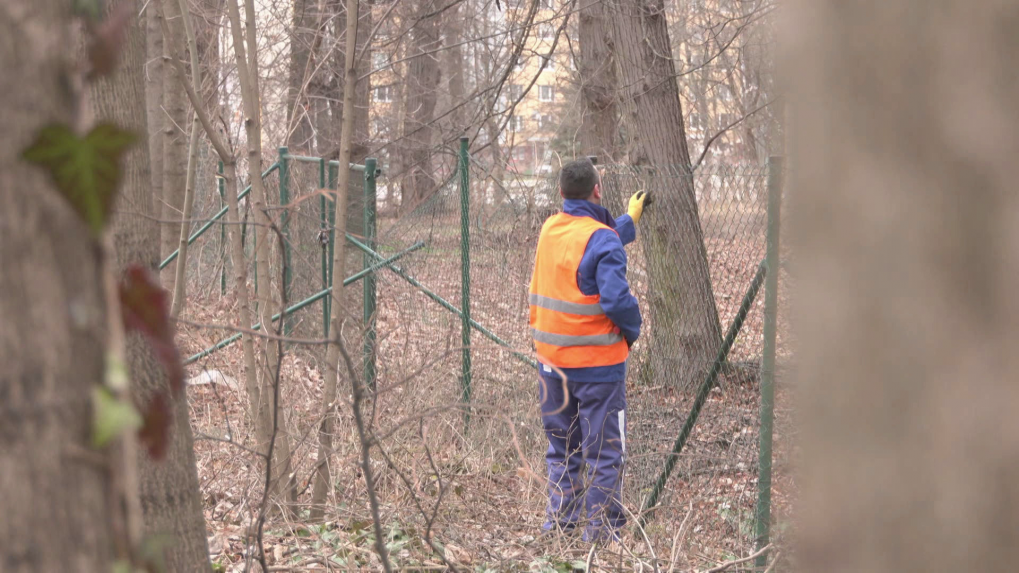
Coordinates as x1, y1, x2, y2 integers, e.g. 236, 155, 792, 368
586, 229, 642, 345
613, 214, 636, 246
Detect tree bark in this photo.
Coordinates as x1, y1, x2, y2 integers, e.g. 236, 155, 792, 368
399, 0, 442, 208
608, 0, 723, 389
445, 5, 466, 133
0, 2, 114, 570
790, 1, 1019, 571
327, 0, 371, 235
169, 0, 205, 318
287, 0, 317, 152
577, 0, 619, 160
160, 0, 188, 284
91, 4, 211, 570
145, 0, 166, 241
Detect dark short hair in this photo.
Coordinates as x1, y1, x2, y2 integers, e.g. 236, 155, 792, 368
559, 158, 599, 200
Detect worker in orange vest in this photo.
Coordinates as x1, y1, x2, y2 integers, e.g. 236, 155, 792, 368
529, 157, 648, 544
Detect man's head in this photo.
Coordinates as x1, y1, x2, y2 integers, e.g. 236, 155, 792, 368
559, 158, 602, 203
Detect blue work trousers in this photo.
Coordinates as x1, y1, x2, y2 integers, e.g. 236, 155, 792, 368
538, 370, 627, 542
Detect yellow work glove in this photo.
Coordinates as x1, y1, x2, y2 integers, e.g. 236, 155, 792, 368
628, 190, 649, 224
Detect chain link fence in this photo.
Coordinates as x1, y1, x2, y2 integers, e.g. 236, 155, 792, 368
363, 152, 776, 561
175, 143, 781, 567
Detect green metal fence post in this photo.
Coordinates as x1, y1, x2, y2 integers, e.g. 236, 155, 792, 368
278, 146, 292, 334
755, 156, 783, 568
458, 137, 473, 428
363, 158, 378, 391
319, 158, 329, 337
218, 161, 226, 296
326, 162, 338, 337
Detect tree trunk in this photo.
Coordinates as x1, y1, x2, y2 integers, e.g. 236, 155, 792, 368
399, 0, 441, 208
0, 3, 115, 570
445, 6, 466, 133
161, 0, 188, 284
145, 0, 166, 243
287, 0, 317, 152
577, 0, 619, 161
310, 0, 361, 522
90, 5, 211, 570
791, 1, 1019, 571
225, 0, 297, 507
169, 0, 206, 318
335, 0, 371, 235
608, 0, 723, 389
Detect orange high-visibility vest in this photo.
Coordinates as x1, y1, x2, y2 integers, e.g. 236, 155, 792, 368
529, 213, 629, 369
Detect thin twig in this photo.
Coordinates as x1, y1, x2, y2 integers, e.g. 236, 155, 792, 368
698, 544, 772, 573
621, 503, 659, 573
337, 331, 393, 573
372, 437, 461, 573
666, 503, 694, 573
250, 224, 289, 573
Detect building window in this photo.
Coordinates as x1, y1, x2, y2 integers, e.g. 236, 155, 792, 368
510, 115, 524, 132
374, 86, 393, 103
372, 52, 390, 70
543, 55, 555, 71
538, 85, 554, 102
513, 146, 528, 161
537, 114, 553, 129
538, 22, 554, 40
508, 84, 524, 100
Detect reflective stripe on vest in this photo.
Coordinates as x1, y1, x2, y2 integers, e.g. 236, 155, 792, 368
530, 328, 624, 347
528, 212, 630, 369
528, 293, 606, 316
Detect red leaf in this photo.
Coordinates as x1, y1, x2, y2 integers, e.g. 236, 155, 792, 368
86, 1, 133, 79
137, 392, 171, 460
119, 265, 185, 395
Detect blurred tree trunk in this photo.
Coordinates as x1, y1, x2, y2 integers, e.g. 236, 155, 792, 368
791, 1, 1019, 571
0, 1, 114, 570
399, 0, 441, 208
609, 0, 722, 389
161, 0, 188, 284
90, 4, 211, 569
578, 0, 620, 161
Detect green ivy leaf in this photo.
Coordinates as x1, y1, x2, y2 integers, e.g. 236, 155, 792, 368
22, 122, 136, 237
92, 386, 142, 449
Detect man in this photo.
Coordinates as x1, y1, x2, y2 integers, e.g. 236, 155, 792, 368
529, 158, 647, 543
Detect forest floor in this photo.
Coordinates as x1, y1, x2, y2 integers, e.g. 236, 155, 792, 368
177, 205, 796, 572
